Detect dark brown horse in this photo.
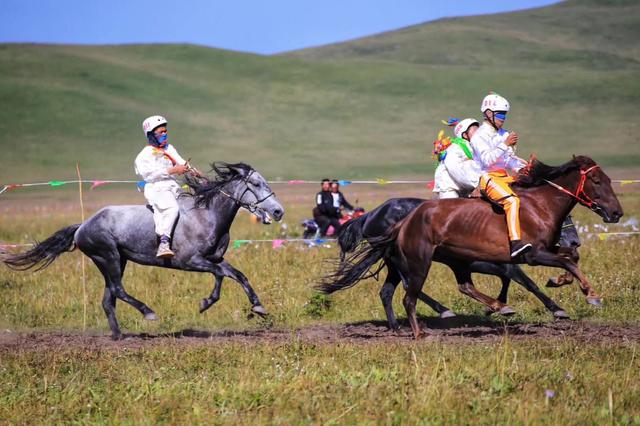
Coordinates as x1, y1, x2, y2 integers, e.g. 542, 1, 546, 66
320, 156, 623, 338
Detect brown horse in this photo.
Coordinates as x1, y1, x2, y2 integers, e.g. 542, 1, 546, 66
320, 156, 623, 338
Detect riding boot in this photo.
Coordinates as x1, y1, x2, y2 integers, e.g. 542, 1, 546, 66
156, 235, 175, 258
510, 240, 532, 258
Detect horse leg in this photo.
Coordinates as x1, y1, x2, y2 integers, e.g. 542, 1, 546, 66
451, 264, 515, 315
379, 267, 401, 330
399, 252, 432, 339
403, 270, 428, 339
504, 264, 569, 319
468, 262, 514, 316
112, 264, 157, 321
90, 255, 126, 340
530, 250, 602, 306
199, 274, 223, 314
213, 261, 267, 316
93, 255, 157, 329
380, 266, 455, 330
101, 286, 121, 340
547, 248, 578, 288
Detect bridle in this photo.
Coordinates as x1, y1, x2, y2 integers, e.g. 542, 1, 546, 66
543, 165, 603, 214
218, 170, 275, 214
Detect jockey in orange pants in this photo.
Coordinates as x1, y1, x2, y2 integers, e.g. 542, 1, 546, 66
471, 93, 531, 258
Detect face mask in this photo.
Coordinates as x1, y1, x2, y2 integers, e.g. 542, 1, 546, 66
157, 133, 168, 144
494, 112, 507, 121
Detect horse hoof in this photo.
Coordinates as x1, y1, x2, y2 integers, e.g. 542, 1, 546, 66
587, 297, 603, 307
553, 310, 570, 319
388, 322, 401, 332
144, 312, 159, 321
252, 305, 268, 316
111, 333, 123, 341
440, 310, 457, 319
484, 306, 495, 316
199, 299, 210, 314
499, 306, 516, 316
546, 279, 560, 288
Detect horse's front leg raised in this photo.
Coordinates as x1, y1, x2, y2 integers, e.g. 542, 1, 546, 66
529, 250, 602, 306
212, 261, 267, 316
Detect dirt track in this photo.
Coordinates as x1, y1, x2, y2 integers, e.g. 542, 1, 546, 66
1, 317, 638, 352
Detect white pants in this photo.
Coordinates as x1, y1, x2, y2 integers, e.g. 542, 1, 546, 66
144, 182, 181, 237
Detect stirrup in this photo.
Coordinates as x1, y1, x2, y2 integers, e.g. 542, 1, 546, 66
510, 242, 532, 258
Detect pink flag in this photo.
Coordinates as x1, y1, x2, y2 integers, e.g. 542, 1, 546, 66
91, 180, 109, 190
272, 239, 285, 249
288, 180, 305, 184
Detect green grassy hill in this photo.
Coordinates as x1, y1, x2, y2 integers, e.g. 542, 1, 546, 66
288, 0, 640, 69
1, 0, 639, 183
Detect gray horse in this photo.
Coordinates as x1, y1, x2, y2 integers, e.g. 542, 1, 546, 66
4, 162, 284, 340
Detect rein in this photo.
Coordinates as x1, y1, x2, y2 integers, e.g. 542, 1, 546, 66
217, 170, 275, 213
543, 165, 602, 214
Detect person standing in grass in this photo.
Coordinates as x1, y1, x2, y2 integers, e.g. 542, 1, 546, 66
134, 115, 189, 259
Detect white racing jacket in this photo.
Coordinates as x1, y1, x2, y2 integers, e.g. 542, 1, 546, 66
134, 144, 187, 204
135, 144, 186, 185
470, 122, 527, 174
433, 141, 482, 196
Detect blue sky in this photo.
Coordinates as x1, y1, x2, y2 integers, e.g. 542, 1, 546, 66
2, 0, 560, 54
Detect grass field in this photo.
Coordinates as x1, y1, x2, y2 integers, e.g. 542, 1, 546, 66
2, 0, 640, 423
1, 182, 639, 424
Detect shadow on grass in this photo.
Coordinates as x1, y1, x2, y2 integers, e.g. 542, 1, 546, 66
119, 315, 569, 342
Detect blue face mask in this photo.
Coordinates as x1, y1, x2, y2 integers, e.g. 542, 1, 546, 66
494, 112, 507, 121
157, 133, 168, 144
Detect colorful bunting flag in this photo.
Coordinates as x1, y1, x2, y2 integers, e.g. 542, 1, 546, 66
376, 178, 389, 186
49, 180, 65, 187
91, 180, 108, 190
338, 180, 352, 186
272, 239, 285, 249
233, 240, 251, 249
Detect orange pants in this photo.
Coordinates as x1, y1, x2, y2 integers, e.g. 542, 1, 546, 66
480, 171, 521, 241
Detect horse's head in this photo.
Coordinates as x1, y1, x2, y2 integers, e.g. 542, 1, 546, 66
574, 157, 623, 223
231, 164, 285, 224
186, 162, 285, 224
516, 155, 623, 223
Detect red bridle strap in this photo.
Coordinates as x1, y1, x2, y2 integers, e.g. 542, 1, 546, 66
543, 165, 600, 209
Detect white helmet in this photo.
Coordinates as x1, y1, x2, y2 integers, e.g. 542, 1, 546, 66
481, 93, 510, 113
453, 118, 480, 139
142, 115, 167, 135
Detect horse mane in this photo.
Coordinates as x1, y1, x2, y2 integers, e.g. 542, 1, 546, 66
184, 162, 253, 208
513, 155, 597, 188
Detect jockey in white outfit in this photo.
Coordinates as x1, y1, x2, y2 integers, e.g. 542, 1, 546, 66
432, 118, 482, 199
134, 115, 190, 258
470, 93, 531, 258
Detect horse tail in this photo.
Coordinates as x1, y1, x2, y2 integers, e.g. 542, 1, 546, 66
318, 225, 400, 294
3, 224, 80, 271
337, 213, 367, 256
